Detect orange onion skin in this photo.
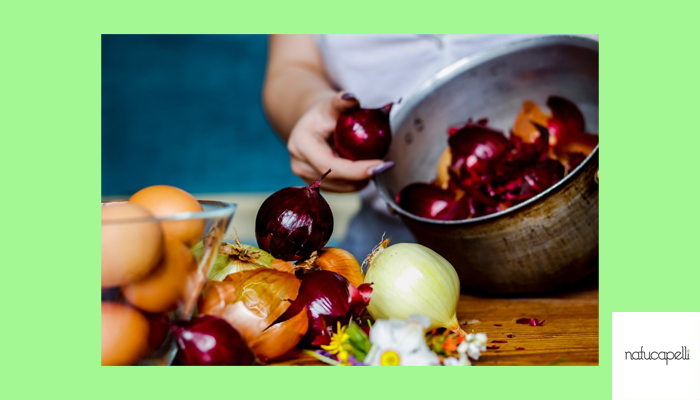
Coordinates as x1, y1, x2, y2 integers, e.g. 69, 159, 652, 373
315, 247, 364, 288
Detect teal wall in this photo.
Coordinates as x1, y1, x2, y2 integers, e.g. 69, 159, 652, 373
101, 35, 303, 196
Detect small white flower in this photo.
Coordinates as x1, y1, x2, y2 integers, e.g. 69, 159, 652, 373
364, 318, 440, 366
443, 356, 471, 366
464, 332, 488, 360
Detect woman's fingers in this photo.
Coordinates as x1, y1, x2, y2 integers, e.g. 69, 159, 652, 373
286, 90, 394, 193
304, 137, 384, 181
329, 91, 360, 115
291, 158, 369, 192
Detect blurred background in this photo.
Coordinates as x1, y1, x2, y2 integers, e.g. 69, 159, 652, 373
101, 35, 359, 245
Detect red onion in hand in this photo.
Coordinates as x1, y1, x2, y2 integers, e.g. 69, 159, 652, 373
334, 103, 392, 161
255, 170, 334, 261
172, 315, 257, 366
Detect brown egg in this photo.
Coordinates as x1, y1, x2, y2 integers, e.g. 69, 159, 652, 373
123, 238, 197, 313
101, 203, 164, 287
129, 185, 205, 247
101, 302, 150, 366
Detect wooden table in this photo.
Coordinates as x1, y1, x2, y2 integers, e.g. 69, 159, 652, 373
270, 281, 599, 366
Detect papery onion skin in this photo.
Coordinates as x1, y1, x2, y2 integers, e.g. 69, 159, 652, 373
396, 183, 473, 221
172, 315, 257, 366
255, 170, 334, 261
313, 247, 364, 288
522, 159, 565, 194
207, 241, 274, 281
547, 96, 585, 141
395, 97, 597, 222
198, 269, 303, 362
334, 103, 393, 161
435, 148, 452, 190
546, 96, 599, 157
448, 122, 510, 182
208, 269, 302, 339
250, 307, 309, 361
364, 241, 463, 334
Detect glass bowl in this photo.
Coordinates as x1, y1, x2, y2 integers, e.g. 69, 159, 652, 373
101, 200, 236, 365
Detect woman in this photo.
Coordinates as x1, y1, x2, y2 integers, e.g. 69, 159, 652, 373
262, 34, 598, 260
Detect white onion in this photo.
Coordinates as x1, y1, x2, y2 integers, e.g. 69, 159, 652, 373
363, 240, 464, 334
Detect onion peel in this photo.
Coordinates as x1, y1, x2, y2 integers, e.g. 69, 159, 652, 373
301, 248, 365, 288
200, 269, 301, 345
250, 307, 309, 361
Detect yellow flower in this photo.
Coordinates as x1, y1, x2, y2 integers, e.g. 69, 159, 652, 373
337, 349, 351, 366
321, 322, 350, 355
380, 350, 401, 366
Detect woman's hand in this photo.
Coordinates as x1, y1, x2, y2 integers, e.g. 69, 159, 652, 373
287, 91, 390, 192
263, 35, 392, 193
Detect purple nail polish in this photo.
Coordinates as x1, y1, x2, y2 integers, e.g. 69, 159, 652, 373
370, 161, 395, 175
341, 93, 356, 101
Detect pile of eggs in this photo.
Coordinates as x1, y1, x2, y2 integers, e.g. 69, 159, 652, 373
101, 185, 204, 366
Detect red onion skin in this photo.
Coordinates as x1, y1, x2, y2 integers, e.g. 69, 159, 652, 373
448, 123, 511, 182
255, 171, 334, 261
522, 159, 565, 194
171, 315, 257, 366
348, 283, 373, 318
277, 270, 370, 347
547, 96, 585, 140
546, 96, 598, 156
396, 183, 472, 221
396, 98, 593, 221
509, 121, 549, 163
334, 104, 392, 161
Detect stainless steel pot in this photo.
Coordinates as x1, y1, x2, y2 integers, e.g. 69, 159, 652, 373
375, 36, 599, 294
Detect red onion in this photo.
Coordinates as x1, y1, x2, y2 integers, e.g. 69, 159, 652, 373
255, 170, 334, 261
448, 121, 510, 182
277, 270, 371, 346
334, 103, 392, 161
396, 183, 474, 220
171, 315, 257, 366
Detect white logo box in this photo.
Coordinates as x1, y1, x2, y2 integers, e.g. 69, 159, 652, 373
612, 312, 700, 400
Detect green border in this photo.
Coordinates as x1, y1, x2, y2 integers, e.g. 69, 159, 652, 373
5, 1, 700, 399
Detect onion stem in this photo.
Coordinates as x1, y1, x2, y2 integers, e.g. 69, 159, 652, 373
303, 349, 340, 366
308, 169, 332, 190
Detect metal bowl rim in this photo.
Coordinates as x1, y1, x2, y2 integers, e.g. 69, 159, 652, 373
375, 35, 599, 226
